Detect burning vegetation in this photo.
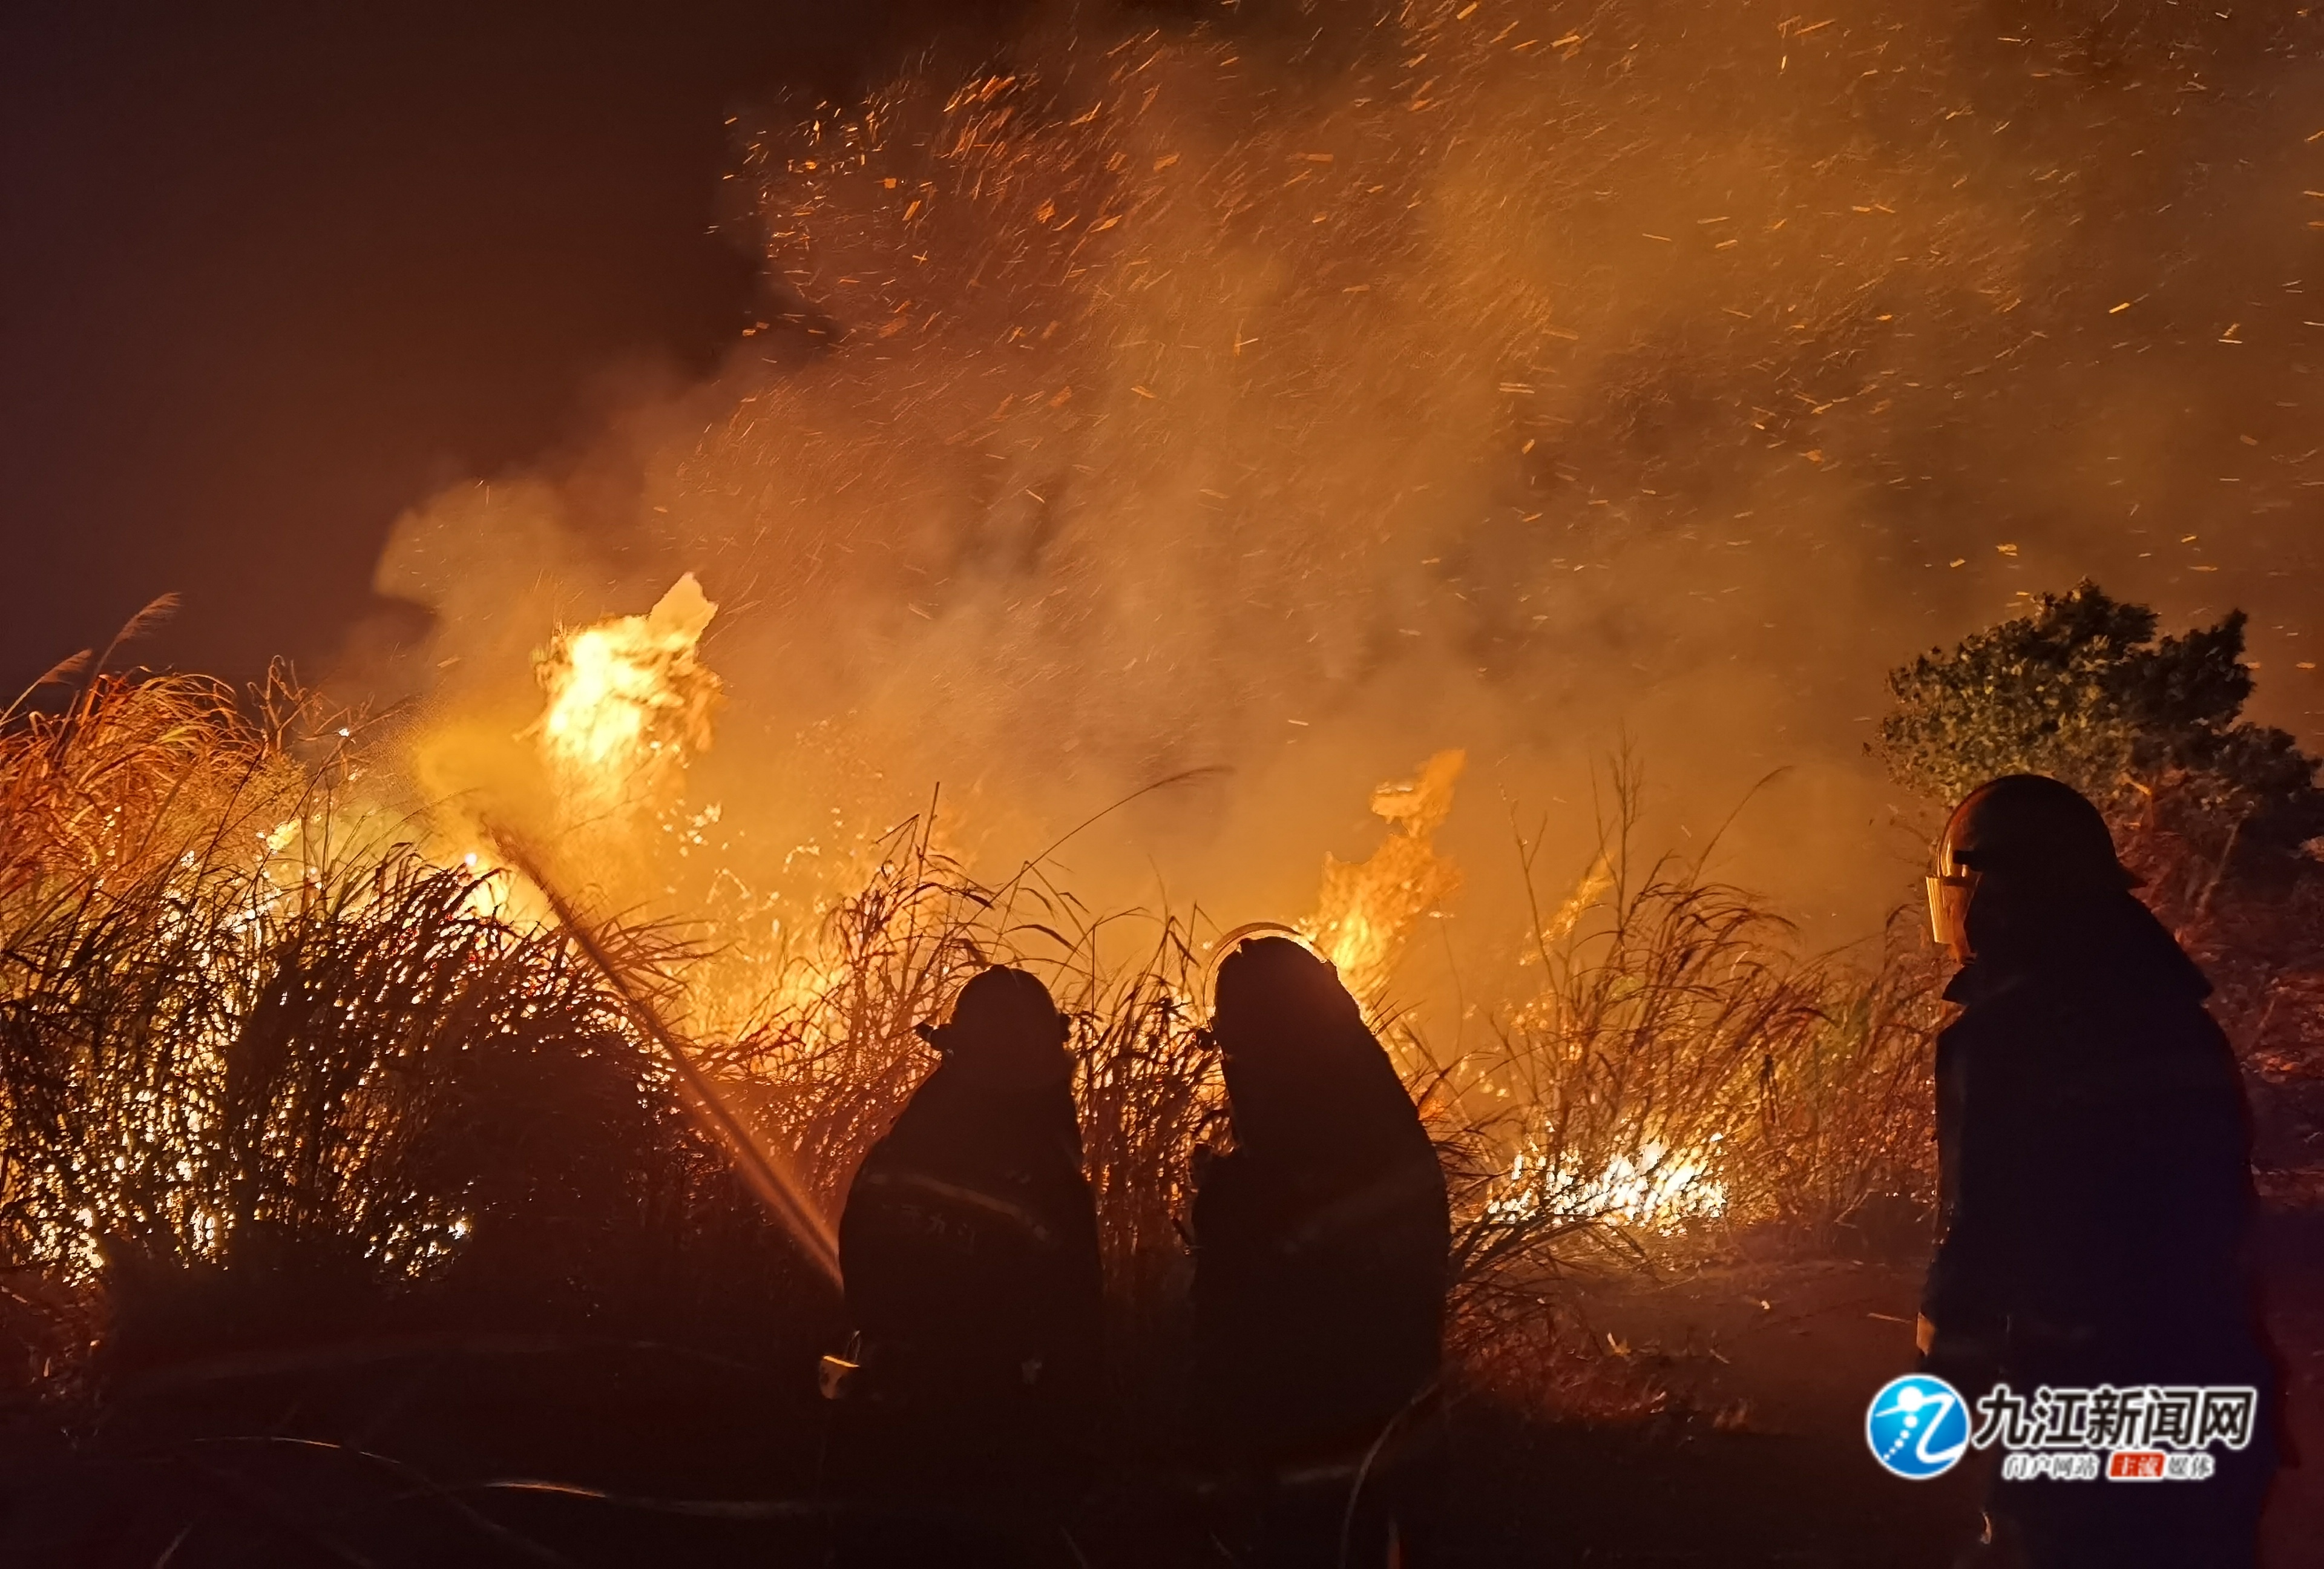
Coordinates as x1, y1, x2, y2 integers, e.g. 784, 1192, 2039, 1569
8, 574, 2315, 1557
7, 0, 2324, 1558
0, 595, 1940, 1387
531, 573, 722, 833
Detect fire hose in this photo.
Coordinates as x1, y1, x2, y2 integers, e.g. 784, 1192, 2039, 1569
488, 827, 843, 1292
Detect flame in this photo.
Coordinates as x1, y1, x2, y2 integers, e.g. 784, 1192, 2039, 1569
1544, 852, 1617, 946
1303, 749, 1466, 1004
533, 574, 722, 826
1565, 1139, 1728, 1230
1489, 1136, 1729, 1233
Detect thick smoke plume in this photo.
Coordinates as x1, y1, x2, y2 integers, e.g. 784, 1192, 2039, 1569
363, 0, 2324, 1022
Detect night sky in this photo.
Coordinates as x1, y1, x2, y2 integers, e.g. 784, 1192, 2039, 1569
0, 1, 1021, 694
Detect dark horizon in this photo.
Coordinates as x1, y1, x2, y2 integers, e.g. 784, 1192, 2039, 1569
0, 0, 1026, 696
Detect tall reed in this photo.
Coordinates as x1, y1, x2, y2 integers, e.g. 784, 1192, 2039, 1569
0, 672, 1940, 1406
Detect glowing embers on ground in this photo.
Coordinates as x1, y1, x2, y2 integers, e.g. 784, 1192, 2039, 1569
533, 574, 723, 827
1489, 1135, 1730, 1234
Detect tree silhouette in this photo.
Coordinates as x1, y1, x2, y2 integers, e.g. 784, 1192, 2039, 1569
1874, 581, 2323, 858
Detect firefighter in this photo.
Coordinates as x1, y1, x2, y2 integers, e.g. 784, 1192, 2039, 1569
1917, 774, 2279, 1568
1190, 935, 1451, 1568
826, 965, 1103, 1568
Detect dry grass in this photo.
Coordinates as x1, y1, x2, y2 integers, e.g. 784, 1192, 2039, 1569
1419, 787, 1938, 1401
698, 841, 1224, 1404
0, 671, 1940, 1425
0, 673, 812, 1395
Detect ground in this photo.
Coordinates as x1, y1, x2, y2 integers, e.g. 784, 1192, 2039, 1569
1423, 1209, 2321, 1566
0, 1213, 2316, 1566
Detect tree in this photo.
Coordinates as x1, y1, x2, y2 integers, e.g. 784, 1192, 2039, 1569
1873, 582, 2324, 860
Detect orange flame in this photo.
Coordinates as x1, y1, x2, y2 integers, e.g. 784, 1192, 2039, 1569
1304, 749, 1465, 1004
533, 574, 722, 826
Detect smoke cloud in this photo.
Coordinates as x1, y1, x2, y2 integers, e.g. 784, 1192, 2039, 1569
358, 0, 2324, 1025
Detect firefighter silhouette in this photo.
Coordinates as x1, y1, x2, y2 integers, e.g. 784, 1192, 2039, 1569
1190, 935, 1450, 1567
1917, 775, 2279, 1569
826, 965, 1102, 1568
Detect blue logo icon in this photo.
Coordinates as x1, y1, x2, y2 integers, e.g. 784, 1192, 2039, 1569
1866, 1373, 1970, 1479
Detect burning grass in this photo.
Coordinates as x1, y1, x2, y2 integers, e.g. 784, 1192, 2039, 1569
1426, 782, 1939, 1411
0, 671, 1937, 1430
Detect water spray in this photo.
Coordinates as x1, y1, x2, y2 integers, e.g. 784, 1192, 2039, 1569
485, 825, 843, 1292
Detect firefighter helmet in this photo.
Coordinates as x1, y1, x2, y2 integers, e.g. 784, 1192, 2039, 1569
1926, 774, 2136, 958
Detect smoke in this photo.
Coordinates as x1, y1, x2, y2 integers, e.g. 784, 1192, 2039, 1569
359, 0, 2324, 1021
